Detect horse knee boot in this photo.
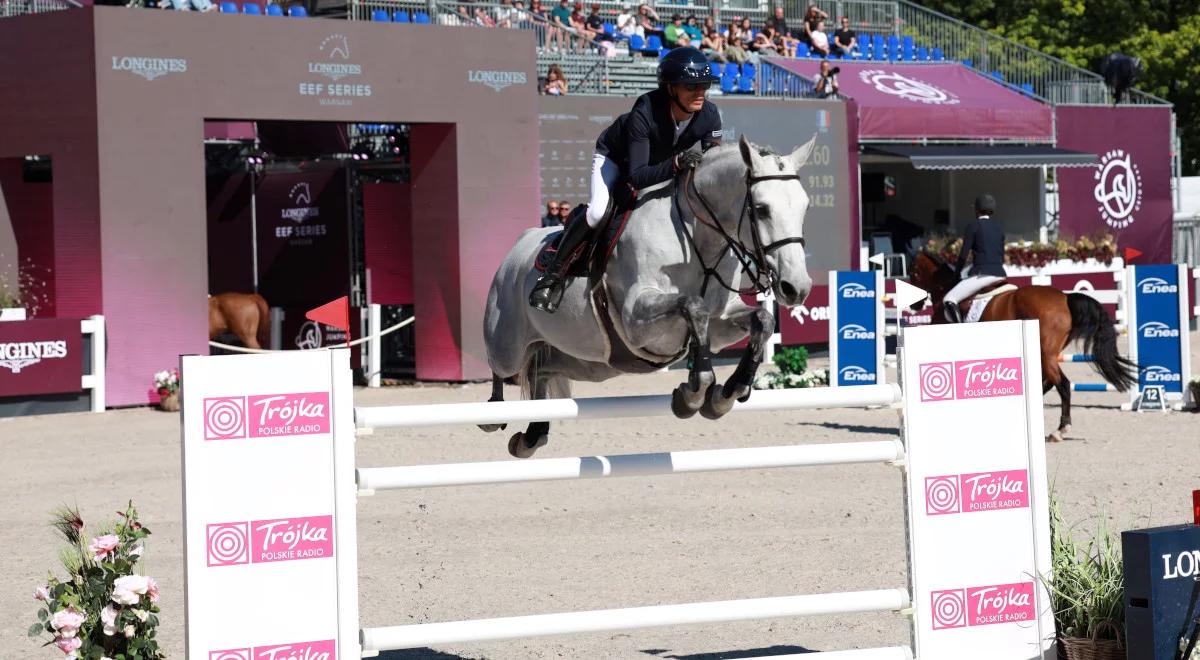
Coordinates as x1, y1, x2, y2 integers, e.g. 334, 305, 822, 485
944, 300, 963, 323
530, 206, 592, 313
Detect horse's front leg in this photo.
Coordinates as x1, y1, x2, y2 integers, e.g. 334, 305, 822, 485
624, 291, 714, 419
702, 304, 774, 420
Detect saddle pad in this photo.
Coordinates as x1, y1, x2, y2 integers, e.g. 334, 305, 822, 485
963, 284, 1017, 323
533, 197, 635, 277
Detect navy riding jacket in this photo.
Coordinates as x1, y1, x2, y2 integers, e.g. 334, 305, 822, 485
595, 87, 722, 191
955, 215, 1007, 277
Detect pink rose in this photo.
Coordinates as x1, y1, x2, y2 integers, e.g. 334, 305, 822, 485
35, 585, 50, 601
89, 534, 120, 561
111, 575, 149, 605
145, 576, 159, 603
101, 604, 119, 636
54, 634, 82, 654
49, 607, 86, 637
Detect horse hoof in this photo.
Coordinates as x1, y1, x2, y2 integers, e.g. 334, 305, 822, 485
1046, 431, 1063, 443
508, 431, 548, 458
478, 422, 508, 433
671, 388, 700, 419
700, 383, 736, 420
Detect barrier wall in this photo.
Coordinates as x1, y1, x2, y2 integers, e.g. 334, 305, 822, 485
181, 320, 1053, 659
0, 315, 105, 416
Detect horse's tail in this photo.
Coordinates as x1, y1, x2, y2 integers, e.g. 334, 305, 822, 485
518, 344, 570, 401
1066, 292, 1138, 392
253, 293, 271, 349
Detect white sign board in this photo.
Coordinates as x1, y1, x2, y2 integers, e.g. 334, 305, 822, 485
901, 320, 1054, 660
181, 349, 358, 659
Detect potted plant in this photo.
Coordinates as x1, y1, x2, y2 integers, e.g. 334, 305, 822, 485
753, 346, 830, 389
153, 369, 180, 412
1044, 497, 1126, 660
1188, 377, 1200, 413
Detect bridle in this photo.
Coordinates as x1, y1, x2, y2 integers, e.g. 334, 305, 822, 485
674, 163, 806, 297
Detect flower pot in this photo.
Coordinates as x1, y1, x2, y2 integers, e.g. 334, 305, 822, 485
158, 392, 180, 412
1189, 382, 1200, 412
1060, 635, 1124, 660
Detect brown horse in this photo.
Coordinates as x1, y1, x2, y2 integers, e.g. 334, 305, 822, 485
909, 251, 1137, 441
208, 292, 270, 350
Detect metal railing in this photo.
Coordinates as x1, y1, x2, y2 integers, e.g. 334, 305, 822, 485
1175, 214, 1200, 269
775, 0, 895, 35
537, 52, 612, 95
1, 0, 79, 16
758, 57, 816, 98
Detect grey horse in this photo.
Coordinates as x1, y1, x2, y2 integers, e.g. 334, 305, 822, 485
484, 135, 816, 457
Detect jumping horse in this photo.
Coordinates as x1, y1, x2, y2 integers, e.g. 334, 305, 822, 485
484, 135, 817, 457
909, 250, 1137, 441
209, 292, 270, 350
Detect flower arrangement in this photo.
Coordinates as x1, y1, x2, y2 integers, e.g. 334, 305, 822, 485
923, 233, 1119, 269
152, 370, 179, 399
754, 346, 830, 390
29, 502, 164, 659
0, 255, 52, 317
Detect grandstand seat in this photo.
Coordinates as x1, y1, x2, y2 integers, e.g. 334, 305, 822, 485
371, 8, 389, 20
629, 34, 645, 51
1020, 82, 1035, 95
413, 11, 430, 23
287, 5, 306, 16
219, 1, 238, 12
872, 35, 885, 59
962, 58, 973, 68
917, 46, 928, 61
721, 61, 738, 94
902, 35, 914, 60
266, 3, 283, 15
393, 9, 409, 21
645, 34, 663, 53
991, 70, 1003, 81
738, 61, 754, 93
603, 22, 614, 35
795, 42, 810, 58
886, 35, 899, 60
242, 2, 261, 13
932, 47, 944, 61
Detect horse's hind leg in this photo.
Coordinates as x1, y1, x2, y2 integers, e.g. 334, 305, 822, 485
702, 305, 773, 420
1053, 373, 1072, 441
1043, 354, 1069, 443
479, 373, 508, 433
508, 371, 562, 458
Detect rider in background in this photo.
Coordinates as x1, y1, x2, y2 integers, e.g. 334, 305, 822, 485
943, 193, 1006, 323
529, 46, 723, 313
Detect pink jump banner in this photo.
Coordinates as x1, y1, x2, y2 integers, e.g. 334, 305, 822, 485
771, 61, 1053, 141
1055, 106, 1174, 264
0, 318, 83, 397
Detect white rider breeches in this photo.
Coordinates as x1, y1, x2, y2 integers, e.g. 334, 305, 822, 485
586, 153, 621, 228
945, 274, 1004, 305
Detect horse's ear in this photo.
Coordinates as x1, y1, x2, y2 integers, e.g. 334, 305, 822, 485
788, 133, 819, 171
738, 134, 764, 173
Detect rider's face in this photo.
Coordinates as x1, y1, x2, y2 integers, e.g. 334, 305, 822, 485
672, 83, 709, 112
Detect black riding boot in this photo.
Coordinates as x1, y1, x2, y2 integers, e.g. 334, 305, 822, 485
529, 206, 592, 313
944, 300, 963, 323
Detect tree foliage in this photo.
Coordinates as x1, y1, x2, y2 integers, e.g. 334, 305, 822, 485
919, 0, 1200, 173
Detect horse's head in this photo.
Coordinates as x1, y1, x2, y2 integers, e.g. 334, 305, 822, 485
717, 134, 815, 308
910, 250, 957, 308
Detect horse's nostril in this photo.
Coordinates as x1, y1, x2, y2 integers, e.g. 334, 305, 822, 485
780, 280, 798, 300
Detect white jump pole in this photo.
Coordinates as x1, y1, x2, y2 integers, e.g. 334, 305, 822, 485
358, 440, 905, 491
367, 303, 382, 388
761, 649, 913, 660
360, 589, 911, 652
355, 383, 903, 429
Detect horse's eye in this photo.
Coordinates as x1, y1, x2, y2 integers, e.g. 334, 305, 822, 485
754, 204, 769, 216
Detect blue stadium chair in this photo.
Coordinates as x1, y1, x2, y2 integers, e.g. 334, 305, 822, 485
645, 34, 663, 52
242, 2, 261, 13
393, 9, 408, 21
603, 22, 614, 35
991, 69, 1004, 81
962, 58, 973, 68
219, 1, 238, 12
916, 46, 928, 61
886, 35, 899, 60
795, 42, 810, 58
413, 11, 430, 23
721, 61, 738, 93
1020, 82, 1035, 95
738, 61, 755, 93
287, 5, 306, 16
266, 3, 283, 15
872, 34, 885, 59
629, 34, 645, 51
902, 35, 914, 51
932, 47, 944, 61
371, 8, 389, 20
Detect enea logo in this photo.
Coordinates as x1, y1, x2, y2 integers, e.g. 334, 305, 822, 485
1093, 149, 1142, 230
202, 392, 331, 441
840, 324, 875, 341
919, 358, 1023, 402
210, 639, 336, 660
838, 282, 876, 299
206, 515, 334, 567
859, 69, 960, 105
1138, 277, 1178, 295
924, 470, 1029, 516
931, 582, 1036, 630
1144, 365, 1181, 383
839, 365, 876, 383
1139, 321, 1179, 339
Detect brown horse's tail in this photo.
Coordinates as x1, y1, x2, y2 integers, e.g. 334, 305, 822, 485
253, 294, 271, 349
1066, 293, 1138, 392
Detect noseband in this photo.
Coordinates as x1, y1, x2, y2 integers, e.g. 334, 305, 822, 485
676, 164, 806, 296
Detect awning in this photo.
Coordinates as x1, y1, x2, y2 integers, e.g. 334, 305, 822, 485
771, 61, 1054, 141
864, 144, 1098, 170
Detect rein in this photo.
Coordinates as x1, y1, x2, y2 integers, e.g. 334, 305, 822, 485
674, 165, 806, 297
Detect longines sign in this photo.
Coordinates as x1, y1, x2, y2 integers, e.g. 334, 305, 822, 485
0, 319, 82, 397
111, 56, 188, 81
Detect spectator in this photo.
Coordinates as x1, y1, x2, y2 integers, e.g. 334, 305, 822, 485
700, 25, 727, 63
665, 13, 686, 48
769, 7, 801, 53
754, 25, 782, 55
809, 19, 831, 57
616, 3, 641, 39
570, 3, 594, 49
736, 16, 755, 52
724, 21, 750, 64
549, 0, 574, 50
495, 0, 517, 27
162, 0, 215, 12
542, 201, 561, 227
812, 59, 839, 98
557, 201, 571, 224
832, 15, 857, 56
801, 4, 828, 45
544, 63, 569, 95
474, 4, 497, 26
702, 15, 716, 35
683, 15, 703, 43
586, 4, 609, 42
637, 4, 663, 39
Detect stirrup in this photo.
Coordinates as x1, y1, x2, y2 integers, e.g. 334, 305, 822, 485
944, 301, 962, 324
529, 273, 567, 313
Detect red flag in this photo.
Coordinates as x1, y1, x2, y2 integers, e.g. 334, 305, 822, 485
306, 296, 351, 346
1123, 247, 1143, 262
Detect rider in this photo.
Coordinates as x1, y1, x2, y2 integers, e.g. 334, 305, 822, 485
529, 46, 723, 313
943, 194, 1006, 323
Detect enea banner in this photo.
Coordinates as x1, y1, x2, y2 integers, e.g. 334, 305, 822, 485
900, 320, 1054, 660
1056, 106, 1173, 264
1127, 264, 1192, 401
0, 319, 82, 397
181, 349, 357, 658
829, 270, 883, 386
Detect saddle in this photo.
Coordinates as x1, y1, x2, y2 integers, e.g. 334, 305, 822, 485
960, 281, 1018, 323
534, 184, 637, 279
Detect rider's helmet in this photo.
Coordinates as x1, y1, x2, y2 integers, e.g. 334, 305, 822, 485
657, 47, 720, 86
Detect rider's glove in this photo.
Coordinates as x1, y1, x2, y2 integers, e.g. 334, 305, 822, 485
674, 150, 703, 172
